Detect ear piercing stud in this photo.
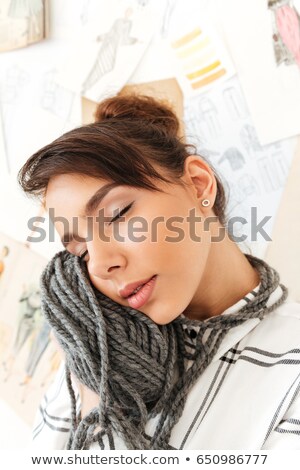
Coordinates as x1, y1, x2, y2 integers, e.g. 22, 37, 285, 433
201, 199, 210, 207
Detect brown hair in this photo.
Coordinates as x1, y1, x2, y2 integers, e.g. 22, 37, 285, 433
17, 93, 227, 225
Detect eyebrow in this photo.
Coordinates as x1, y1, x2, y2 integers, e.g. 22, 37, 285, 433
82, 182, 122, 217
60, 182, 121, 248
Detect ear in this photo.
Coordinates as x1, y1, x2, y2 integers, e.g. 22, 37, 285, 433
183, 155, 217, 207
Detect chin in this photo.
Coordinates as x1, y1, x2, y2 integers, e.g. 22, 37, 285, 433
146, 309, 180, 326
152, 318, 170, 326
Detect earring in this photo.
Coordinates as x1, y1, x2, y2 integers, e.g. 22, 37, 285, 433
201, 199, 210, 207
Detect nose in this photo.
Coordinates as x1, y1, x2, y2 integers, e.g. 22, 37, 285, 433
85, 230, 126, 279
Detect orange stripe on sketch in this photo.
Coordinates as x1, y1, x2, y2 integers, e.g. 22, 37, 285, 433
171, 27, 202, 49
186, 61, 221, 80
176, 37, 211, 59
191, 68, 227, 89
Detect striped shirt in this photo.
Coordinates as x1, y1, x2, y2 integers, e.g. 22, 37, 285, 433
31, 283, 300, 449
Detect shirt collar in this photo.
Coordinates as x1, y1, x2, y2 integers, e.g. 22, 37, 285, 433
182, 282, 286, 362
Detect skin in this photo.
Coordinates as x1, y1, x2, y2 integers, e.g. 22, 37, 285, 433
45, 155, 260, 415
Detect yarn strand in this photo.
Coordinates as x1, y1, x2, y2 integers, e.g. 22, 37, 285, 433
40, 250, 288, 450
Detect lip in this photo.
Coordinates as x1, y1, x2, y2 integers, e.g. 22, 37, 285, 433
125, 275, 157, 309
119, 275, 156, 299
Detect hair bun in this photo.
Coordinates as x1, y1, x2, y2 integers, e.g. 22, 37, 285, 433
94, 93, 180, 137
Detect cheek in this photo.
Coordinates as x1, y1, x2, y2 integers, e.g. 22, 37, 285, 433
88, 273, 121, 305
159, 217, 211, 288
87, 272, 102, 292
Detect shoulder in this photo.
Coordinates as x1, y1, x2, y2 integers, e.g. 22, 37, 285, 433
269, 300, 300, 340
268, 300, 300, 324
233, 300, 300, 384
31, 361, 80, 450
246, 300, 300, 350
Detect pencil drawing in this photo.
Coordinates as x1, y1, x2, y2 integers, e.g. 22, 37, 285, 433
81, 8, 138, 94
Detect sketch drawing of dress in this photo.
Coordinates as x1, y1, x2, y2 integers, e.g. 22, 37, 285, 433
11, 284, 42, 357
218, 147, 246, 171
25, 320, 51, 378
268, 0, 300, 67
7, 0, 44, 37
7, 0, 43, 18
82, 13, 137, 94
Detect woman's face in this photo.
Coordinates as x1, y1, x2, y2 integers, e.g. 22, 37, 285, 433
45, 156, 218, 325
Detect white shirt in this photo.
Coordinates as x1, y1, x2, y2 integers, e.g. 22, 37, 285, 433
31, 283, 300, 449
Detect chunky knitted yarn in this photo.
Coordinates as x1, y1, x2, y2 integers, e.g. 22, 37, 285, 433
40, 250, 288, 450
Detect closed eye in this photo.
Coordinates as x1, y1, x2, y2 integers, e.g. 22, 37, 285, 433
79, 249, 88, 260
77, 202, 134, 262
109, 202, 134, 225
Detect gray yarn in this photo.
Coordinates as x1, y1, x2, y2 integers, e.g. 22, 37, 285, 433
40, 250, 288, 450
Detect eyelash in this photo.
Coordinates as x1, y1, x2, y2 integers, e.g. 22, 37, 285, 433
78, 202, 134, 261
108, 202, 134, 225
79, 250, 88, 260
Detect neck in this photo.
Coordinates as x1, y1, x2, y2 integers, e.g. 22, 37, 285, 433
182, 229, 261, 321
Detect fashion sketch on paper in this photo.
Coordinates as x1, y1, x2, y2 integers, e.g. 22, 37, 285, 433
7, 0, 44, 36
81, 8, 138, 94
268, 0, 300, 67
2, 282, 42, 382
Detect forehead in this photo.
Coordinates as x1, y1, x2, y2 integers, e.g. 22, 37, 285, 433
45, 174, 107, 216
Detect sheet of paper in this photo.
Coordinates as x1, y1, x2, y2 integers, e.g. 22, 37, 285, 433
265, 138, 300, 302
0, 38, 81, 176
128, 0, 178, 84
0, 232, 61, 426
128, 0, 235, 88
0, 37, 84, 257
0, 0, 47, 52
184, 75, 297, 258
168, 17, 236, 97
220, 0, 300, 145
55, 0, 158, 102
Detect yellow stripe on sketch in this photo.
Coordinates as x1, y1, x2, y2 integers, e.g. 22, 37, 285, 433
176, 37, 211, 59
187, 61, 221, 80
183, 49, 216, 72
191, 68, 227, 89
171, 27, 202, 49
